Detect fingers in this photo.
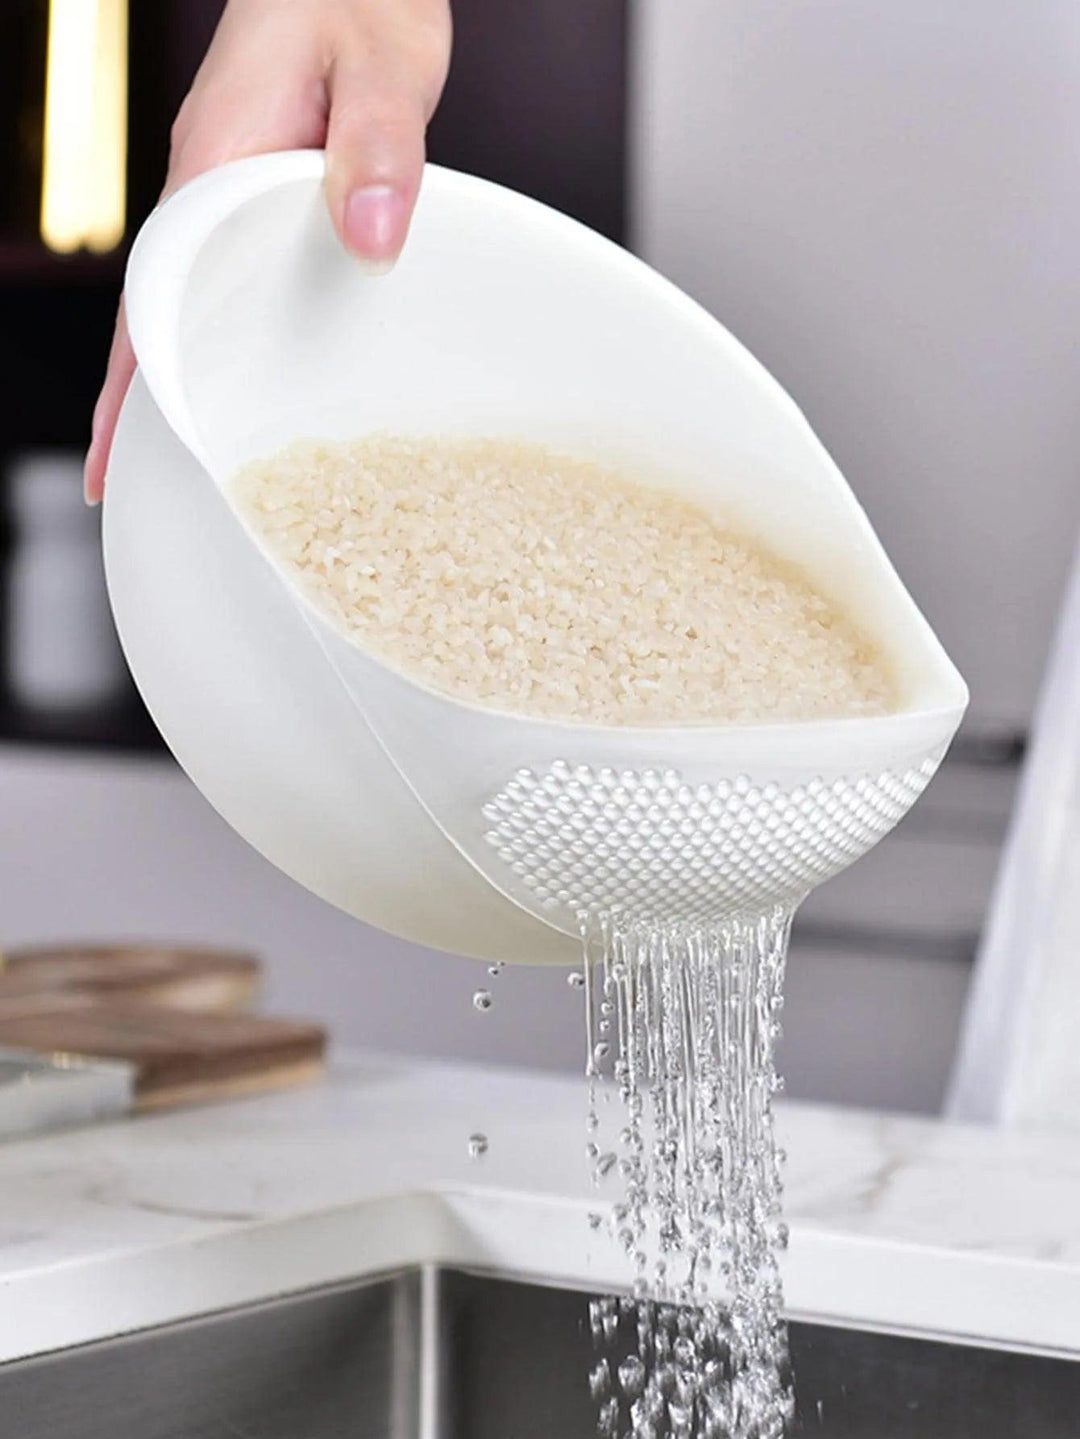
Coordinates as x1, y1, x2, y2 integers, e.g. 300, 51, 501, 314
84, 7, 326, 503
84, 302, 135, 504
324, 4, 450, 268
164, 55, 326, 199
326, 86, 424, 269
86, 0, 451, 501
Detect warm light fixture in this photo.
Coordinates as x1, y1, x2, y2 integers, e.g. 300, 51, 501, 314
40, 0, 128, 255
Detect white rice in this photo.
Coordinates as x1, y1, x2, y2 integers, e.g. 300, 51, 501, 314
228, 435, 894, 725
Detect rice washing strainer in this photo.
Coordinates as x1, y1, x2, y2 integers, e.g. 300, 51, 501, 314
105, 151, 968, 966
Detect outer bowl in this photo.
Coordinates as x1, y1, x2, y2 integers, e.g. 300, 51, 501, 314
105, 155, 967, 962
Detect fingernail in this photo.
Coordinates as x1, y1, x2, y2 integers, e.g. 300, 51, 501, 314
343, 184, 406, 269
83, 453, 102, 506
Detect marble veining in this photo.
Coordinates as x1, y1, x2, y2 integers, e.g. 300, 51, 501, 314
1, 1052, 1079, 1363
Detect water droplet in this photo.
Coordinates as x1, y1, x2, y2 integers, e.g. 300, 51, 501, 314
673, 1336, 696, 1368
598, 1397, 619, 1437
488, 962, 504, 977
467, 1133, 488, 1160
472, 989, 493, 1012
575, 908, 794, 1439
668, 1399, 693, 1436
568, 971, 586, 988
587, 1211, 604, 1231
646, 1383, 668, 1421
589, 1358, 611, 1400
655, 1362, 677, 1396
618, 1355, 646, 1398
593, 1152, 617, 1182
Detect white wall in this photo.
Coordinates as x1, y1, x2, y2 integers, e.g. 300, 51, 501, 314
632, 0, 1080, 732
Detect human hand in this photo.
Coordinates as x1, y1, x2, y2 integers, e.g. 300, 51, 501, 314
84, 0, 451, 502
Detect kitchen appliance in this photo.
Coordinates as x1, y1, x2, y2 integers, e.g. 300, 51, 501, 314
103, 153, 966, 964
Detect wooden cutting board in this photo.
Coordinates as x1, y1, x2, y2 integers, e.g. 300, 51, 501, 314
0, 998, 326, 1110
0, 946, 260, 1013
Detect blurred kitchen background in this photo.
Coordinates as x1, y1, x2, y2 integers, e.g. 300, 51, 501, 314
1, 0, 1076, 1114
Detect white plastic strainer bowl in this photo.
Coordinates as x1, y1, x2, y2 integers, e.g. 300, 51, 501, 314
105, 152, 967, 963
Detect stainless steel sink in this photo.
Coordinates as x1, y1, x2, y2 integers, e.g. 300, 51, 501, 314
2, 1267, 1078, 1437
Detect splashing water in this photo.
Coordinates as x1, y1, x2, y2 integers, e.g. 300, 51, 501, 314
582, 905, 795, 1439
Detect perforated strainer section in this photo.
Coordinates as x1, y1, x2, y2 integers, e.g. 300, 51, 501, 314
482, 757, 941, 925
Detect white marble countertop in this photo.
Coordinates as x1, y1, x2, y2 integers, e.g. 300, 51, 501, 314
1, 1052, 1079, 1365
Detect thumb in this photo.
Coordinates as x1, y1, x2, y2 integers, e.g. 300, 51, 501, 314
324, 67, 431, 271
